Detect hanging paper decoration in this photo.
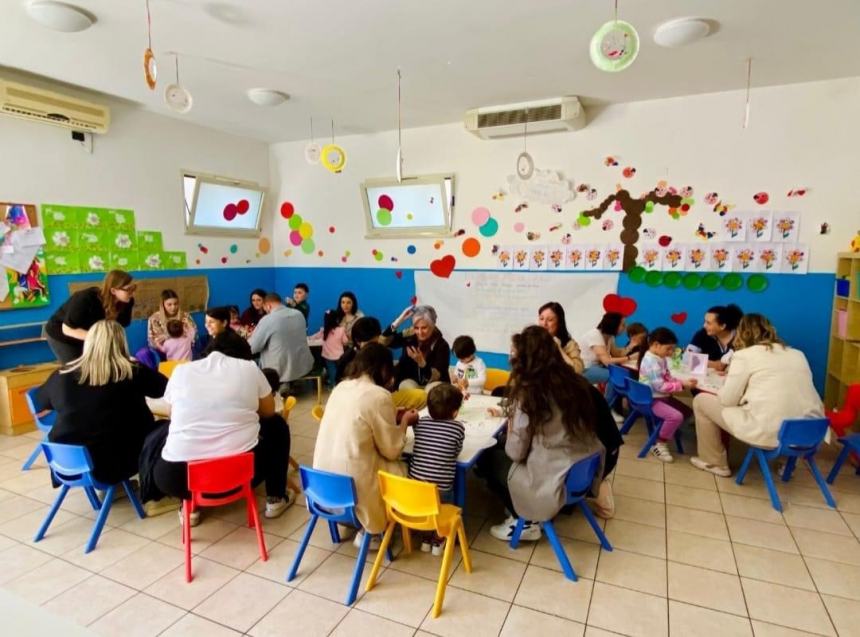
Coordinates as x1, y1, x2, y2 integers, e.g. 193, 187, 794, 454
590, 2, 640, 74
305, 118, 320, 164
164, 54, 192, 113
143, 0, 157, 90
321, 144, 346, 173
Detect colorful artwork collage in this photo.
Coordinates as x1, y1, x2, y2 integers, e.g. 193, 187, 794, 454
1, 203, 49, 309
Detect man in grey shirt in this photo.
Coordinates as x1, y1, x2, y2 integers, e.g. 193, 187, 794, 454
249, 292, 314, 385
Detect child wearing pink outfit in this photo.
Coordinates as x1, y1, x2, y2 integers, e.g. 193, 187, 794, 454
161, 319, 194, 361
321, 310, 349, 388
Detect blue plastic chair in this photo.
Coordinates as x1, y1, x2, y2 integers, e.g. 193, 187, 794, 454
826, 433, 860, 485
509, 453, 612, 582
34, 442, 145, 553
735, 418, 835, 512
21, 388, 57, 471
621, 380, 685, 459
286, 466, 392, 605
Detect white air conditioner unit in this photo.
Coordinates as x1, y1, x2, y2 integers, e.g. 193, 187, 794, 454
464, 96, 585, 139
0, 79, 110, 134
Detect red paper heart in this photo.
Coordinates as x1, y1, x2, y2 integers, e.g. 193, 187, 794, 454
394, 271, 403, 279
603, 294, 637, 317
671, 312, 688, 325
658, 235, 672, 247
410, 296, 417, 306
430, 255, 456, 278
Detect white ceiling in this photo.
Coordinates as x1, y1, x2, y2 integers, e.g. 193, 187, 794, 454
2, 0, 859, 142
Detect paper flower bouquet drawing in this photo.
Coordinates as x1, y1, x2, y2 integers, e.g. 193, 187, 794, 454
605, 248, 621, 269
567, 248, 583, 268
724, 216, 744, 239
85, 212, 101, 227
114, 233, 132, 249
514, 249, 528, 269
776, 216, 796, 239
665, 248, 683, 268
712, 248, 730, 270
786, 248, 805, 271
88, 255, 105, 270
51, 230, 70, 248
759, 248, 777, 270
688, 248, 706, 269
531, 249, 546, 269
751, 215, 771, 239
586, 249, 602, 268
497, 249, 511, 268
642, 248, 660, 269
549, 248, 564, 269
735, 248, 755, 270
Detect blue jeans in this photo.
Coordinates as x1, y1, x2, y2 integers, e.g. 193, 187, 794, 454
583, 365, 617, 409
323, 359, 338, 388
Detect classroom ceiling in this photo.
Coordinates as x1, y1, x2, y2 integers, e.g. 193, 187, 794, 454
1, 0, 859, 142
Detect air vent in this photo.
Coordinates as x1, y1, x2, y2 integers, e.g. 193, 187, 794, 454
0, 79, 110, 133
477, 104, 563, 129
465, 97, 585, 139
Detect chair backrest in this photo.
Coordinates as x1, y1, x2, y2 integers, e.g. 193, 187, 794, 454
41, 442, 97, 487
607, 365, 631, 395
484, 368, 510, 392
134, 347, 161, 371
564, 452, 603, 501
187, 453, 254, 507
25, 388, 56, 432
626, 379, 655, 412
776, 418, 830, 455
377, 471, 441, 532
300, 466, 360, 525
158, 360, 187, 378
283, 395, 297, 419
311, 404, 324, 422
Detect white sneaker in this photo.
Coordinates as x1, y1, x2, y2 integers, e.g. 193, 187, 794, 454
489, 515, 541, 542
431, 537, 445, 556
421, 539, 432, 553
690, 456, 732, 477
651, 442, 675, 463
611, 411, 625, 425
179, 505, 201, 527
265, 489, 296, 519
352, 530, 382, 551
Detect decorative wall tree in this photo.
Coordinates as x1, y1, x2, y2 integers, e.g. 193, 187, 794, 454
582, 189, 682, 271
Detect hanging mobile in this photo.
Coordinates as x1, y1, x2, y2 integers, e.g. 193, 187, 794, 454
395, 68, 404, 183
305, 117, 321, 164
320, 119, 347, 173
143, 0, 157, 90
164, 54, 193, 113
516, 109, 534, 180
590, 0, 639, 73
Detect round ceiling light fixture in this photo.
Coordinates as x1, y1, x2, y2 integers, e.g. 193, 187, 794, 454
246, 88, 290, 107
26, 1, 96, 32
653, 17, 716, 48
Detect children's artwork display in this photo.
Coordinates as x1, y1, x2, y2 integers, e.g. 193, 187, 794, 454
0, 203, 50, 309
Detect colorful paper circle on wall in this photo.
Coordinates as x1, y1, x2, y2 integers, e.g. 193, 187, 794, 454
320, 144, 346, 173
407, 244, 417, 254
229, 244, 238, 254
373, 249, 384, 262
288, 214, 303, 230
627, 266, 646, 283
702, 273, 722, 290
577, 213, 592, 227
722, 273, 743, 291
376, 208, 392, 226
683, 273, 702, 290
471, 207, 490, 226
590, 19, 640, 73
645, 271, 664, 287
747, 273, 769, 292
280, 202, 295, 218
299, 222, 314, 240
663, 272, 682, 288
513, 222, 525, 233
378, 195, 394, 211
289, 231, 302, 246
301, 238, 315, 254
462, 237, 481, 257
258, 237, 271, 254
479, 217, 499, 237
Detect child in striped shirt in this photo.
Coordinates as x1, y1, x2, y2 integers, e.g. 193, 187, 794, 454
409, 383, 465, 555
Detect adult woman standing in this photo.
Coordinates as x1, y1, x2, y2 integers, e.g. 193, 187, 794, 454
691, 314, 823, 477
335, 291, 364, 342
313, 343, 418, 544
33, 320, 167, 485
688, 304, 743, 371
537, 302, 584, 373
147, 289, 197, 350
240, 289, 268, 329
383, 305, 451, 390
45, 270, 136, 363
201, 306, 252, 359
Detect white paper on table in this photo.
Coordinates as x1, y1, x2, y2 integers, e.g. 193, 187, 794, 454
0, 272, 8, 302
13, 227, 46, 247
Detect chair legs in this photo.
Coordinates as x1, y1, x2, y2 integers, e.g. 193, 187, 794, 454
184, 500, 193, 582
21, 443, 43, 471
805, 457, 837, 508
755, 451, 784, 512
737, 448, 836, 512
541, 521, 577, 582
827, 445, 851, 484
346, 527, 372, 605
509, 518, 527, 550
123, 480, 146, 519
366, 522, 397, 591
34, 484, 70, 542
578, 501, 613, 551
86, 486, 115, 553
327, 520, 341, 544
246, 494, 268, 562
433, 521, 458, 618
287, 515, 318, 582
781, 457, 798, 482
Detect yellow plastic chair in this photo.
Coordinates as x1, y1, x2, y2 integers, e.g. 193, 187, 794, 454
157, 359, 187, 378
283, 396, 301, 494
311, 404, 324, 422
366, 471, 472, 618
484, 368, 510, 393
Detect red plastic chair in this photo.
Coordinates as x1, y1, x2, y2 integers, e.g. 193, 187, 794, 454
183, 453, 268, 582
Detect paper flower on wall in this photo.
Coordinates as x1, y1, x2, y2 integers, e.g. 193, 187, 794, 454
549, 248, 564, 268
606, 248, 621, 269
51, 231, 70, 248
759, 249, 777, 270
532, 249, 546, 268
786, 248, 805, 271
665, 249, 683, 267
145, 253, 162, 268
498, 249, 511, 268
712, 248, 730, 269
736, 248, 755, 269
776, 217, 796, 239
751, 216, 770, 239
88, 255, 105, 270
586, 249, 602, 268
514, 249, 528, 268
642, 248, 660, 268
85, 212, 100, 227
114, 233, 132, 249
567, 248, 583, 268
688, 248, 706, 269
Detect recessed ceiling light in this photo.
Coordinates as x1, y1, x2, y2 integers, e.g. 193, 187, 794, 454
653, 17, 715, 48
26, 1, 96, 32
246, 88, 290, 107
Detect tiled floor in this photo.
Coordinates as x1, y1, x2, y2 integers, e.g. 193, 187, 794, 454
2, 392, 860, 636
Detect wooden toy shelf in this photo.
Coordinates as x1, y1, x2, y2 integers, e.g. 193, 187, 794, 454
826, 252, 860, 409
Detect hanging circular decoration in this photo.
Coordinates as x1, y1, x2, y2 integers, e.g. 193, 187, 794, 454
321, 143, 346, 173
747, 273, 769, 293
143, 48, 157, 90
663, 272, 682, 288
722, 273, 743, 291
627, 266, 646, 283
304, 143, 321, 164
516, 151, 534, 180
645, 271, 664, 287
682, 272, 703, 290
164, 83, 192, 113
589, 19, 640, 73
702, 273, 722, 290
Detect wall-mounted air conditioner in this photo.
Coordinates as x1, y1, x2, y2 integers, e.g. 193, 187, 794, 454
464, 96, 585, 139
0, 79, 110, 134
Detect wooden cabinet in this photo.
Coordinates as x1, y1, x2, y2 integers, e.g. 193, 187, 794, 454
0, 363, 59, 435
826, 253, 860, 409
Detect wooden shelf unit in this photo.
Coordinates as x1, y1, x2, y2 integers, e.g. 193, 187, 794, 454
825, 252, 860, 409
0, 363, 59, 436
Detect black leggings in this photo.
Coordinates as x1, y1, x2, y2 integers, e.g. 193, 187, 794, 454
46, 334, 83, 364
153, 415, 290, 500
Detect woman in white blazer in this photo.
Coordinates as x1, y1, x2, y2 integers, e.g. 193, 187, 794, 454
690, 313, 823, 477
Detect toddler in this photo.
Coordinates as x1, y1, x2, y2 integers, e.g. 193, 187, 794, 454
321, 309, 348, 389
639, 327, 696, 463
161, 319, 193, 361
451, 335, 487, 395
409, 384, 465, 555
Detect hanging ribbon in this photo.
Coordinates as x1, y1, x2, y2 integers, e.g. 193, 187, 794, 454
743, 58, 753, 129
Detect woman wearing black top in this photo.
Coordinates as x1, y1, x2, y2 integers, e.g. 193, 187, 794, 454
45, 270, 136, 363
239, 288, 267, 329
382, 305, 450, 390
688, 304, 743, 371
33, 320, 167, 485
201, 306, 253, 360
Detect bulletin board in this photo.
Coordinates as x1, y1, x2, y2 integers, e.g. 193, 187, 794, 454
0, 203, 50, 310
68, 275, 209, 320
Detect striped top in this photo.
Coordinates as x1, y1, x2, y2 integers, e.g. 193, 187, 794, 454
408, 417, 465, 492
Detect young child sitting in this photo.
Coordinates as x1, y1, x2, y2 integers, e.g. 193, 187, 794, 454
285, 283, 310, 323
451, 335, 487, 395
161, 319, 193, 361
262, 367, 285, 414
639, 327, 697, 463
409, 383, 465, 555
321, 309, 348, 389
229, 305, 250, 339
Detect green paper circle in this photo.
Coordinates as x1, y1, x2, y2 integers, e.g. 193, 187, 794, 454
373, 251, 384, 262
300, 238, 315, 254
722, 273, 743, 291
747, 273, 769, 293
702, 273, 722, 290
644, 201, 655, 213
376, 208, 392, 226
664, 272, 682, 288
645, 271, 664, 287
627, 266, 646, 283
683, 273, 702, 290
590, 19, 640, 73
288, 214, 303, 230
577, 213, 592, 227
479, 217, 499, 237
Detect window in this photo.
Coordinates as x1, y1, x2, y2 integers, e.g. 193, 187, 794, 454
182, 171, 266, 237
360, 174, 455, 238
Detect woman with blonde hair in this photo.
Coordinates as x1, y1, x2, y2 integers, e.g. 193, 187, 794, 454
147, 288, 197, 351
32, 320, 167, 484
45, 270, 137, 363
690, 313, 823, 477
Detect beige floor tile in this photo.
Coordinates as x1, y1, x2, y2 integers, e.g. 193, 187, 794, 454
741, 578, 836, 636
717, 475, 772, 500
587, 581, 668, 637
418, 586, 510, 637
198, 526, 282, 570
386, 543, 463, 581
720, 493, 785, 524
501, 605, 585, 637
669, 600, 753, 636
101, 541, 185, 589
843, 511, 860, 537
157, 517, 239, 553
821, 594, 860, 637
160, 614, 241, 636
356, 568, 437, 626
0, 467, 53, 494
0, 533, 15, 552
192, 572, 289, 633
552, 508, 614, 541
584, 628, 628, 637
664, 463, 718, 490
668, 561, 746, 615
0, 493, 49, 523
63, 529, 151, 573
609, 495, 666, 529
804, 558, 860, 600
783, 504, 852, 536
449, 548, 526, 601
791, 526, 860, 566
603, 519, 666, 559
612, 476, 664, 503
667, 530, 737, 574
665, 483, 723, 513
42, 574, 136, 627
145, 557, 240, 610
25, 516, 103, 556
119, 509, 181, 540
248, 537, 331, 585
331, 609, 414, 637
732, 544, 815, 591
782, 484, 842, 511
2, 557, 91, 605
750, 621, 822, 636
90, 592, 187, 637
0, 543, 54, 584
725, 516, 798, 554
470, 523, 535, 563
298, 552, 376, 604
529, 536, 600, 579
615, 459, 664, 482
513, 565, 592, 622
0, 505, 78, 542
249, 589, 348, 637
595, 547, 667, 595
667, 505, 730, 540
833, 490, 860, 514
257, 503, 310, 538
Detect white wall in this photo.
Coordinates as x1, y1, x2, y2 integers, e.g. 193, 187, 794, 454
270, 76, 860, 272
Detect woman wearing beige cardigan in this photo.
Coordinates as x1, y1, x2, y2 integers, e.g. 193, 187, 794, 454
691, 314, 824, 477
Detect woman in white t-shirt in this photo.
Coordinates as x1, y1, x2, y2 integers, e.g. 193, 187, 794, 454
151, 331, 293, 524
580, 312, 638, 412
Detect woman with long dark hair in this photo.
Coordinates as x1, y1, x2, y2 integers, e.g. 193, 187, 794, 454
537, 301, 584, 373
147, 288, 197, 350
334, 291, 364, 342
239, 288, 268, 329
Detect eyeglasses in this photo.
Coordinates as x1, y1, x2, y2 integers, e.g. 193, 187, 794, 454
119, 284, 137, 293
